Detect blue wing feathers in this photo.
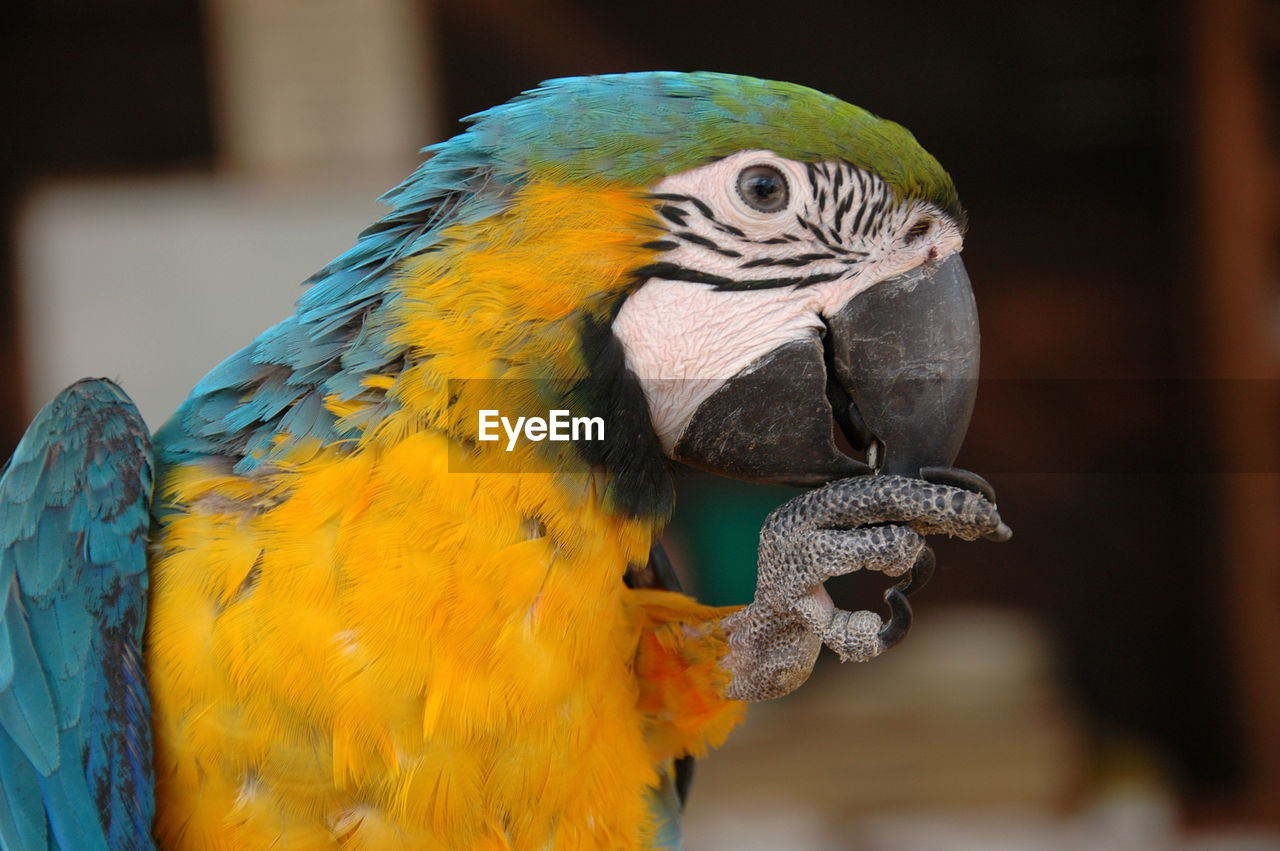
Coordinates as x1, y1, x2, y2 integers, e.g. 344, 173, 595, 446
26, 597, 92, 731
0, 732, 47, 850
86, 638, 152, 848
0, 625, 13, 690
0, 379, 155, 850
26, 519, 68, 598
36, 737, 108, 851
0, 590, 60, 775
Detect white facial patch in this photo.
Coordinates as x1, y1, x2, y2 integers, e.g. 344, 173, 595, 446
612, 151, 964, 451
612, 280, 825, 451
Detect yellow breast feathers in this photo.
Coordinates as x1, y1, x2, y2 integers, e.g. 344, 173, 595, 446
146, 179, 745, 849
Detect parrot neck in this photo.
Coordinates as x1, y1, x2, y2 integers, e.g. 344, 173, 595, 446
354, 178, 675, 524
154, 176, 675, 526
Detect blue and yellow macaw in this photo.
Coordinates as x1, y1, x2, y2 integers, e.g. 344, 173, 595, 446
0, 72, 1007, 848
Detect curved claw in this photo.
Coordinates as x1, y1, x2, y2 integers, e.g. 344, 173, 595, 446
876, 586, 913, 651
897, 545, 936, 597
875, 541, 933, 652
920, 466, 1012, 541
920, 465, 997, 502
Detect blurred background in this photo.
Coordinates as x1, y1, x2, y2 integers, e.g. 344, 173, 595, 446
2, 0, 1279, 847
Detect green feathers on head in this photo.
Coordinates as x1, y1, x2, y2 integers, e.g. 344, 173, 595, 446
456, 71, 961, 221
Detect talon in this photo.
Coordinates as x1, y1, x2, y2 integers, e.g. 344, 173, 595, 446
896, 545, 935, 597
736, 469, 1010, 695
920, 465, 997, 502
919, 466, 1012, 541
876, 586, 913, 650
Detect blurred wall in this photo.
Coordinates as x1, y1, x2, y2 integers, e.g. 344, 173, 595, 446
0, 0, 214, 453
13, 0, 438, 428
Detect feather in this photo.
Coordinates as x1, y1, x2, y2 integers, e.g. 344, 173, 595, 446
0, 591, 60, 773
36, 735, 109, 851
0, 729, 48, 850
0, 379, 155, 850
0, 619, 13, 690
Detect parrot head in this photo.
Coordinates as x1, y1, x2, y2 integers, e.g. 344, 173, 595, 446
613, 148, 976, 490
441, 72, 981, 499
167, 72, 982, 524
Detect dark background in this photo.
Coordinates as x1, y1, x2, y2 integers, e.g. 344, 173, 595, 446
3, 0, 1277, 827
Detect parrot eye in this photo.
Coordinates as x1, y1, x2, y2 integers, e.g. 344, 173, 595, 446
735, 165, 789, 213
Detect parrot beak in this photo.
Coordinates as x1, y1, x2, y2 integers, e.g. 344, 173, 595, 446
825, 251, 979, 478
670, 251, 980, 487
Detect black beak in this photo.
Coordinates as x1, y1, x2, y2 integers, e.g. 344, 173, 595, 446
825, 251, 979, 478
671, 252, 980, 486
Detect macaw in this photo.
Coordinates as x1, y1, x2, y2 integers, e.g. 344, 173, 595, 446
0, 72, 1009, 849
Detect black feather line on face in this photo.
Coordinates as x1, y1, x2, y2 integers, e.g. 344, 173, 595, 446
673, 231, 732, 254
631, 261, 843, 291
657, 205, 689, 227
570, 315, 674, 519
650, 191, 795, 246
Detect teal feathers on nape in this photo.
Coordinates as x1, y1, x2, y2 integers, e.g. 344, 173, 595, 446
0, 379, 155, 851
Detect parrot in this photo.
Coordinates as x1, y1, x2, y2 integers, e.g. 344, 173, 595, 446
0, 71, 1009, 849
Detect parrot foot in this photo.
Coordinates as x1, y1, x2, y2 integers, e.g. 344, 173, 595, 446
720, 473, 1008, 701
